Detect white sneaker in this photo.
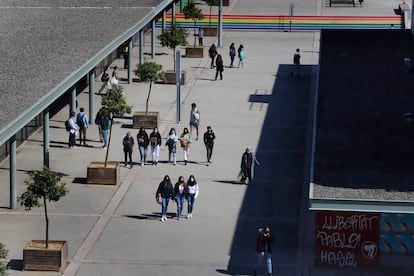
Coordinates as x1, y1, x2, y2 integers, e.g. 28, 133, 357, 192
187, 214, 190, 219
190, 213, 193, 218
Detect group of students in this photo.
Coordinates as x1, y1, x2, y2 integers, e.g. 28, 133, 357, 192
66, 108, 90, 149
208, 42, 246, 81
156, 174, 200, 221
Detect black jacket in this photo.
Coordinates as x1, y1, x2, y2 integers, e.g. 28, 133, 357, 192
123, 135, 134, 152
137, 130, 149, 147
241, 152, 253, 170
156, 181, 174, 199
203, 130, 215, 146
149, 131, 162, 146
256, 229, 273, 253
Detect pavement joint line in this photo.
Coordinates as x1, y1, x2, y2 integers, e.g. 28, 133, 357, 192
62, 165, 139, 276
81, 259, 229, 266
0, 211, 100, 217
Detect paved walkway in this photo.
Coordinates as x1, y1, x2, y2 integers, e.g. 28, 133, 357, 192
0, 0, 400, 275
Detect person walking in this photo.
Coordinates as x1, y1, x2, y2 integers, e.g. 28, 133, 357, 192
137, 127, 149, 166
122, 131, 134, 168
240, 147, 259, 184
77, 107, 89, 146
238, 44, 245, 68
208, 44, 218, 69
110, 66, 119, 87
166, 128, 179, 165
229, 42, 236, 67
203, 126, 215, 165
174, 176, 187, 220
186, 175, 199, 218
254, 226, 274, 276
68, 111, 79, 149
291, 48, 301, 77
97, 66, 110, 94
189, 103, 200, 140
156, 175, 175, 222
198, 27, 204, 46
100, 111, 110, 150
180, 128, 191, 165
149, 127, 162, 165
94, 108, 104, 143
215, 54, 224, 81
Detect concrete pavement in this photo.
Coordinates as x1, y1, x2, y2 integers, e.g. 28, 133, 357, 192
0, 0, 400, 275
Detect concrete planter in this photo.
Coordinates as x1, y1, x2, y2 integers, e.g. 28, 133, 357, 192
164, 70, 186, 85
186, 46, 204, 58
87, 161, 120, 185
23, 240, 68, 272
132, 111, 159, 129
203, 26, 217, 36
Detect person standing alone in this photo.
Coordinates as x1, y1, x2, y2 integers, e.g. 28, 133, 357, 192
203, 126, 216, 165
229, 42, 236, 67
189, 103, 200, 140
122, 131, 134, 168
254, 226, 274, 276
215, 54, 224, 81
291, 48, 301, 77
198, 27, 204, 46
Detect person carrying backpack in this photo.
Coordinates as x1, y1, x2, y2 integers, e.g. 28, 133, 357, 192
76, 107, 89, 146
67, 111, 80, 149
254, 226, 274, 276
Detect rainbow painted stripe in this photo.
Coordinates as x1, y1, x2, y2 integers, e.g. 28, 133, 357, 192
156, 14, 403, 30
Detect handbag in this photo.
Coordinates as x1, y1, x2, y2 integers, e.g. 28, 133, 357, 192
156, 193, 162, 204
237, 169, 244, 181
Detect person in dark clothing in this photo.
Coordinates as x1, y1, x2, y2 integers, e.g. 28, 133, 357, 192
174, 176, 187, 220
203, 126, 216, 165
208, 44, 217, 69
156, 175, 175, 221
215, 54, 224, 80
122, 131, 134, 168
94, 108, 104, 143
137, 127, 149, 166
229, 42, 236, 67
254, 226, 274, 276
123, 44, 129, 69
77, 107, 89, 146
291, 48, 301, 77
240, 147, 259, 184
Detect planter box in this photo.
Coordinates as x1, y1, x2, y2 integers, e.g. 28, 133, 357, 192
186, 46, 204, 58
23, 240, 68, 271
133, 111, 159, 129
87, 161, 120, 185
203, 26, 217, 36
164, 70, 186, 85
212, 0, 229, 6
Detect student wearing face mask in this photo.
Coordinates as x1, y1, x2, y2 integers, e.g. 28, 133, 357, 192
149, 127, 162, 165
166, 127, 179, 165
186, 175, 199, 218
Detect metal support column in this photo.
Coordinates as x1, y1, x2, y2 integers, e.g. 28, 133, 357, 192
71, 86, 76, 113
218, 0, 223, 47
43, 109, 50, 168
128, 39, 133, 83
172, 1, 176, 25
162, 9, 166, 30
9, 135, 16, 209
89, 70, 95, 123
139, 30, 144, 65
152, 20, 156, 59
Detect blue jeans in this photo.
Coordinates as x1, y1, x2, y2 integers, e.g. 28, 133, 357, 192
161, 197, 170, 216
139, 146, 147, 163
102, 129, 109, 147
176, 194, 185, 218
187, 194, 196, 214
256, 252, 272, 274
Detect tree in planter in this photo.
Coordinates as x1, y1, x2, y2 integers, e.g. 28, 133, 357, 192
0, 242, 8, 276
101, 85, 132, 166
203, 0, 219, 26
183, 1, 204, 47
136, 61, 165, 115
18, 167, 68, 249
158, 23, 188, 69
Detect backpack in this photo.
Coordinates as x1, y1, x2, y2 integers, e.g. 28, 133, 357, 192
77, 113, 85, 128
64, 119, 71, 131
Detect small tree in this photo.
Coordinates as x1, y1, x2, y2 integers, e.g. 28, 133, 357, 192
203, 0, 219, 26
136, 61, 165, 115
183, 1, 204, 47
101, 85, 132, 165
18, 167, 68, 249
0, 242, 8, 276
158, 24, 188, 69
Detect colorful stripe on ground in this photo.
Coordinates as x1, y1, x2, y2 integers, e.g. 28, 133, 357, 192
156, 14, 403, 30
